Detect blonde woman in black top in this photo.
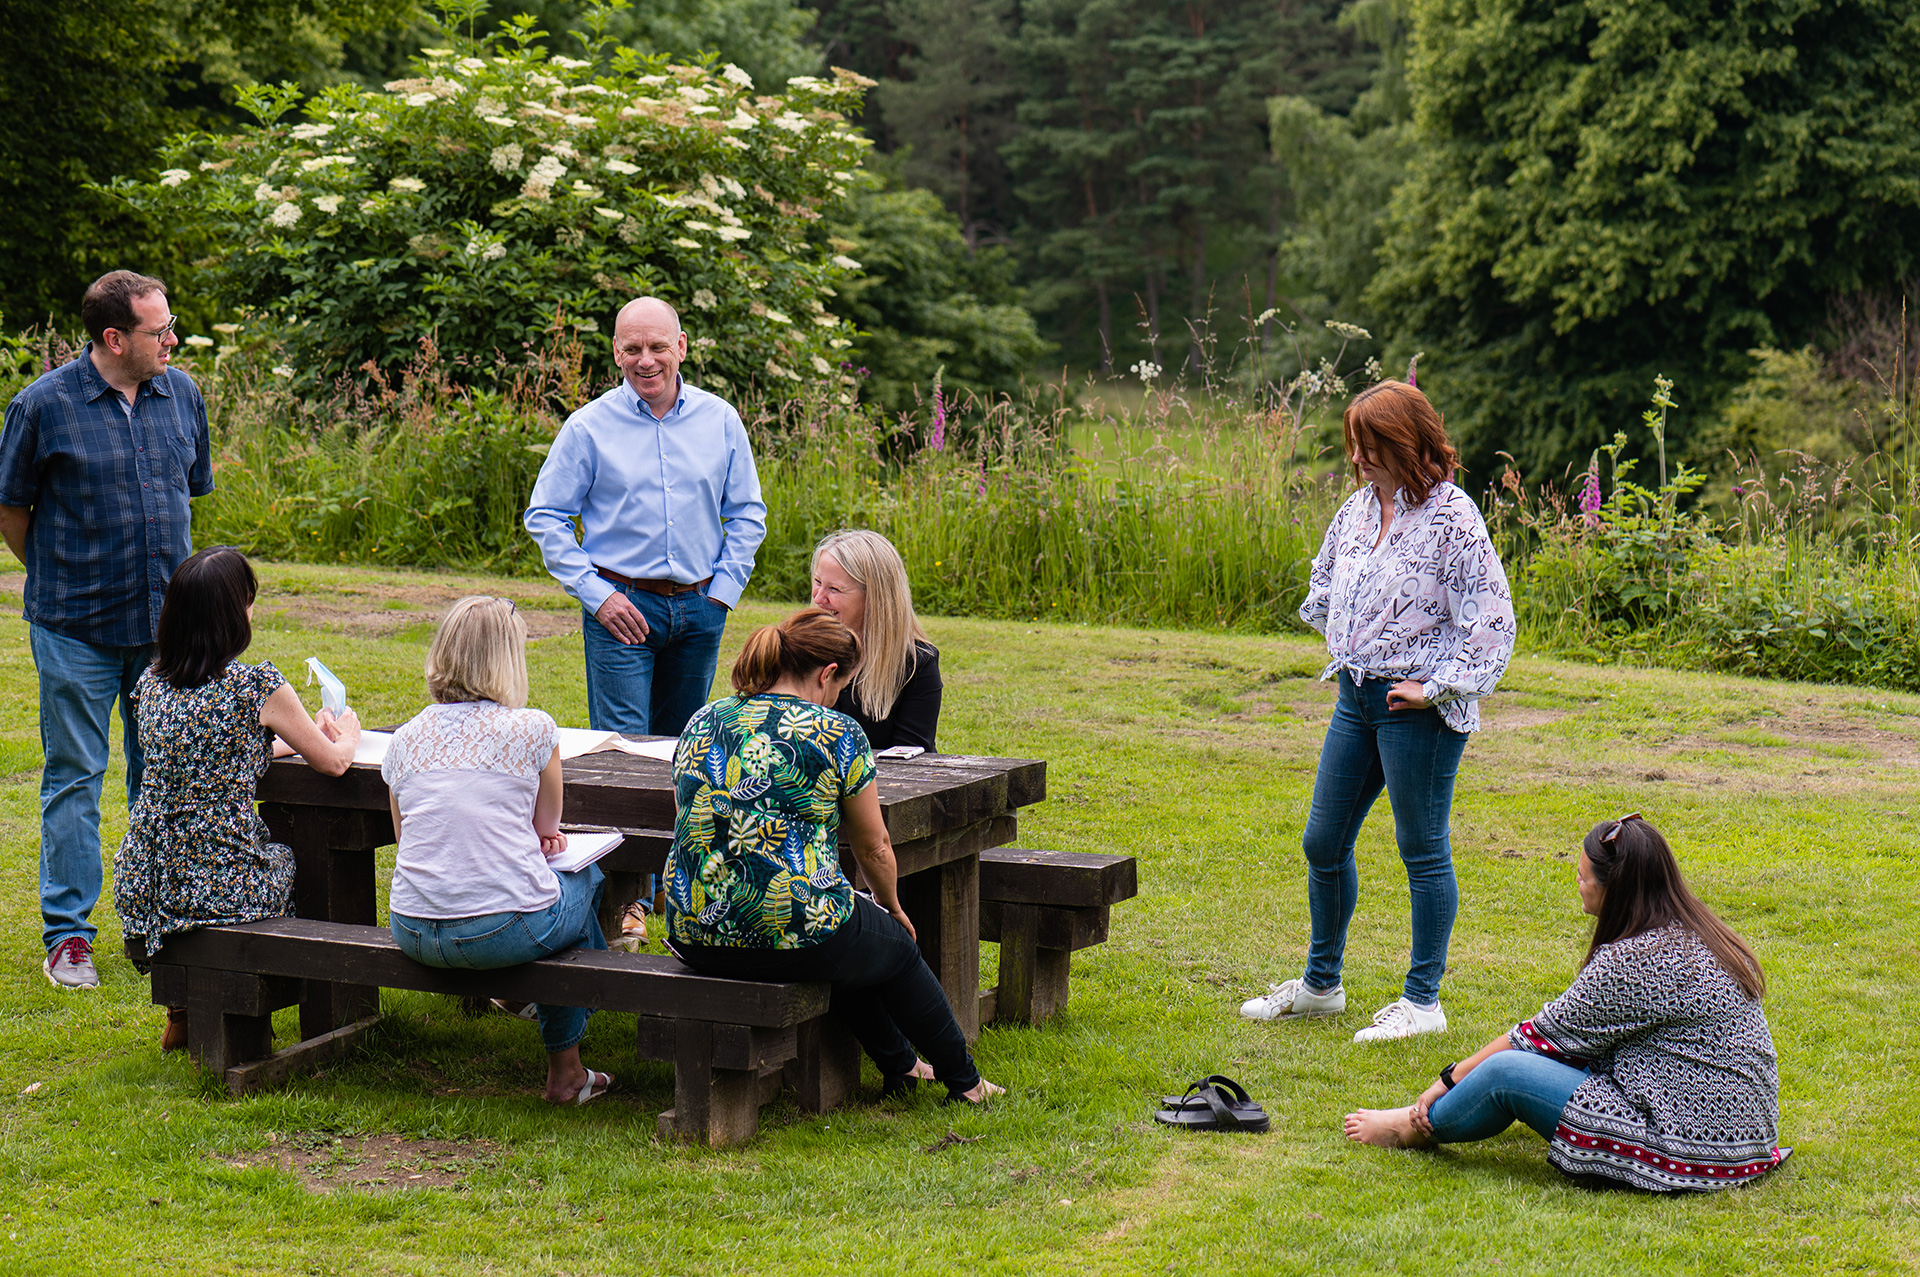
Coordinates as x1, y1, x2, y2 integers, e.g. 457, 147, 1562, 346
809, 529, 942, 752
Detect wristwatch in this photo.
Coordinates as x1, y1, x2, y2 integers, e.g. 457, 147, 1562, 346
1439, 1063, 1458, 1090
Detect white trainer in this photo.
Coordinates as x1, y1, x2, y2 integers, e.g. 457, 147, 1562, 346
1238, 978, 1346, 1021
1352, 997, 1447, 1042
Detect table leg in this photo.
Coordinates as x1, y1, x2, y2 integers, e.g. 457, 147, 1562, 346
898, 852, 980, 1043
262, 803, 386, 1038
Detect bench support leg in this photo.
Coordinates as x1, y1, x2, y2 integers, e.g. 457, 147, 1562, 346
900, 853, 980, 1042
660, 1022, 760, 1148
186, 968, 272, 1075
787, 1015, 861, 1113
993, 903, 1072, 1025
263, 803, 385, 1039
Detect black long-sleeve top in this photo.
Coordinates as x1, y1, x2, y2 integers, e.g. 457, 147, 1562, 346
833, 641, 942, 752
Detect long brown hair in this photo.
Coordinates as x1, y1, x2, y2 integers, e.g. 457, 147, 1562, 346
1582, 817, 1765, 999
1342, 379, 1459, 504
731, 607, 862, 695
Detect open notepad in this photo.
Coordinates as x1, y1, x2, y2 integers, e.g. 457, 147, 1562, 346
335, 727, 675, 770
545, 829, 625, 874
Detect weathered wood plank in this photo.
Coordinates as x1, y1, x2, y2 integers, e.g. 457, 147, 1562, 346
785, 1015, 861, 1115
154, 919, 827, 1027
224, 1016, 382, 1096
979, 849, 1138, 908
990, 902, 1072, 1025
899, 853, 980, 1042
979, 901, 1110, 952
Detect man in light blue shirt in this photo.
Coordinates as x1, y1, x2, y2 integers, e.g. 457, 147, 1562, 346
525, 297, 767, 736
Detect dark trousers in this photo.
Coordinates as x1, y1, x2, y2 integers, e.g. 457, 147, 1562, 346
671, 896, 982, 1098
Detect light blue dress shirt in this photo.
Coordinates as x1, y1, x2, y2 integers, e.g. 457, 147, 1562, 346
524, 377, 767, 614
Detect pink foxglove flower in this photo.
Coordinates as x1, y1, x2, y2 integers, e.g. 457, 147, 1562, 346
930, 382, 946, 452
1578, 464, 1602, 529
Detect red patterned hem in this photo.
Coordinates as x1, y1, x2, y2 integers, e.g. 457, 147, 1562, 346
1514, 1019, 1589, 1068
1554, 1124, 1784, 1182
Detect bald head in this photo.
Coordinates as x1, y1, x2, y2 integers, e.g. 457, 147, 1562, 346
617, 296, 681, 335
613, 295, 690, 416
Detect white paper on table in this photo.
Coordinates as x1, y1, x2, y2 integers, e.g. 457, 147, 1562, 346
545, 829, 625, 874
555, 727, 677, 761
351, 731, 393, 767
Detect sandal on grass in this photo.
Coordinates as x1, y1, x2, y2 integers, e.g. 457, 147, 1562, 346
555, 1069, 613, 1106
1159, 1074, 1261, 1112
1154, 1079, 1270, 1133
490, 998, 540, 1021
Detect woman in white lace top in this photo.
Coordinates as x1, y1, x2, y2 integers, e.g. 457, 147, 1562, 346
384, 596, 614, 1105
1241, 379, 1515, 1041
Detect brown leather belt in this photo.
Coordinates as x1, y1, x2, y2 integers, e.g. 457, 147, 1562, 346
595, 566, 712, 596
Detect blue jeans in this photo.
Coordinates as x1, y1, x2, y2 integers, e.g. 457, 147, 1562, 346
31, 625, 152, 952
1301, 670, 1469, 1005
670, 896, 982, 1099
1427, 1049, 1586, 1142
389, 866, 606, 1053
582, 581, 729, 736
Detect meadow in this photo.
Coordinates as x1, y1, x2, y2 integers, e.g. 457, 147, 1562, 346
0, 562, 1914, 1275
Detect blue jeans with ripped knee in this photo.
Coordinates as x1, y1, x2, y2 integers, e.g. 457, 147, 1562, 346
389, 866, 605, 1053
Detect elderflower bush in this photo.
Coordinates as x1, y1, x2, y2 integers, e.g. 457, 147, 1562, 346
113, 7, 873, 395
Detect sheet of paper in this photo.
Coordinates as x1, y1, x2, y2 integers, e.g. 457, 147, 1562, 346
351, 731, 393, 767
555, 727, 677, 761
545, 829, 625, 874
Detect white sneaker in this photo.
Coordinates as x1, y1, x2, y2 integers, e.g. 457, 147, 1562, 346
1352, 997, 1447, 1042
1238, 978, 1346, 1021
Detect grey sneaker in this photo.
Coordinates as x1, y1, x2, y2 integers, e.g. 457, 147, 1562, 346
1238, 978, 1346, 1021
43, 936, 99, 990
1352, 997, 1447, 1042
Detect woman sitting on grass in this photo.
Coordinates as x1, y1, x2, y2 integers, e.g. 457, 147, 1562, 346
1345, 814, 1786, 1192
663, 607, 1000, 1104
384, 596, 613, 1106
114, 547, 361, 1052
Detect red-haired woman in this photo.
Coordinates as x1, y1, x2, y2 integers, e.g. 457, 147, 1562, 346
1240, 380, 1515, 1041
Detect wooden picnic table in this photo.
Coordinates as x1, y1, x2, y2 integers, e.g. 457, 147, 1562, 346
254, 744, 1046, 1046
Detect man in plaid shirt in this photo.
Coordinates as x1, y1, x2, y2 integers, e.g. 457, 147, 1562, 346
0, 271, 214, 990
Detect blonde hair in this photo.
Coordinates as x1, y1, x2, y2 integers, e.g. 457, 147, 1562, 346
426, 596, 530, 707
812, 529, 929, 720
731, 607, 862, 695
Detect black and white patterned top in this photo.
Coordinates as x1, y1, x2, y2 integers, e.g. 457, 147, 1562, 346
1510, 923, 1783, 1192
1301, 481, 1516, 733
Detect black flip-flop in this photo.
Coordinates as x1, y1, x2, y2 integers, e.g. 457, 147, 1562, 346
1159, 1074, 1261, 1112
1154, 1079, 1270, 1133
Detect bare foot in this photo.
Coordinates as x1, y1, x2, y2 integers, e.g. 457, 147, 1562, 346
959, 1078, 1005, 1104
1343, 1106, 1432, 1149
908, 1059, 936, 1081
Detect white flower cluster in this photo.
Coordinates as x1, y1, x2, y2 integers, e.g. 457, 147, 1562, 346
474, 96, 505, 117
604, 158, 640, 175
490, 143, 523, 173
184, 335, 214, 347
314, 195, 343, 215
389, 176, 426, 193
722, 64, 753, 89
522, 154, 567, 199
831, 255, 862, 271
158, 168, 191, 187
269, 201, 302, 227
1131, 360, 1162, 383
299, 155, 356, 172
692, 289, 717, 310
1324, 320, 1372, 341
289, 123, 334, 141
465, 236, 508, 261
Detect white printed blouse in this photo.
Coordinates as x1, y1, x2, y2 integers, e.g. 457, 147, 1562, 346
1300, 480, 1516, 733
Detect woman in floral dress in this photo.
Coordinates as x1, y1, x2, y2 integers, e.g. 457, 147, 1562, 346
1240, 378, 1516, 1041
114, 547, 360, 1050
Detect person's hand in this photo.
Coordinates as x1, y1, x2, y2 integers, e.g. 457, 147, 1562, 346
330, 706, 362, 744
888, 903, 917, 942
539, 830, 569, 858
596, 591, 650, 645
1409, 1078, 1449, 1133
1386, 679, 1430, 712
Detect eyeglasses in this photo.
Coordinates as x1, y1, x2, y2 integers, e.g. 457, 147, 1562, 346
1602, 812, 1642, 846
116, 316, 178, 342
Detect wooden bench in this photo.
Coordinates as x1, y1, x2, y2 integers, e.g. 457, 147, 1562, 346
977, 849, 1138, 1025
138, 918, 832, 1147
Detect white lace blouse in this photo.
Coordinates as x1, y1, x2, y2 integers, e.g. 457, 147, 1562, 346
383, 701, 561, 919
1300, 480, 1516, 733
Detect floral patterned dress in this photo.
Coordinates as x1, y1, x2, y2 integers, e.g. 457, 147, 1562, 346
113, 660, 295, 963
665, 693, 876, 950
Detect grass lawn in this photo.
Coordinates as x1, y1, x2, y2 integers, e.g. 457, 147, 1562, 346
0, 562, 1915, 1275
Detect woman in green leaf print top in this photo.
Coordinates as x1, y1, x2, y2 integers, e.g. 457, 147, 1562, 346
664, 607, 1002, 1104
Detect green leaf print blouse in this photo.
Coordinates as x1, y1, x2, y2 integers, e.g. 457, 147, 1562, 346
665, 693, 877, 949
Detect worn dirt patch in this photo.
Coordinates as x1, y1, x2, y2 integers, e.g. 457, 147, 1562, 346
256, 578, 579, 640
217, 1131, 502, 1194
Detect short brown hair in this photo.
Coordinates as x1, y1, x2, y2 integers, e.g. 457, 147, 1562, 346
1342, 380, 1459, 504
426, 596, 529, 707
731, 607, 862, 696
81, 271, 168, 345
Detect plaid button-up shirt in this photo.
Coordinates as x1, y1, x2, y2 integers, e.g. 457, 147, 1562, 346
0, 347, 214, 647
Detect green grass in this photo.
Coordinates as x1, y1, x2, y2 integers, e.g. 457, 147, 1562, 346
1, 563, 1915, 1274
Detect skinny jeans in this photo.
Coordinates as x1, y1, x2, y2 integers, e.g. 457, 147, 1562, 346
1426, 1049, 1586, 1143
1301, 670, 1468, 1005
670, 896, 981, 1099
390, 865, 605, 1053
